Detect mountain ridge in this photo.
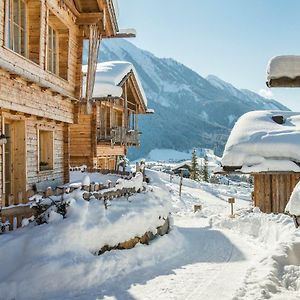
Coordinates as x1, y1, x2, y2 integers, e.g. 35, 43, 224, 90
98, 39, 289, 159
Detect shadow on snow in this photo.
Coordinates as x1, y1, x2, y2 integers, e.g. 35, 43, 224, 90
89, 226, 245, 300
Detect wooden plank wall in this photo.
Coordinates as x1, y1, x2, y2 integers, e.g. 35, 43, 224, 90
0, 115, 2, 205
28, 0, 41, 64
0, 112, 67, 205
0, 71, 74, 123
27, 119, 65, 190
0, 0, 4, 47
254, 173, 300, 213
0, 0, 83, 98
97, 145, 125, 157
63, 124, 70, 183
69, 111, 93, 166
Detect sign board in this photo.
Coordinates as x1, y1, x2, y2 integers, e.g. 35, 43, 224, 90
228, 197, 235, 204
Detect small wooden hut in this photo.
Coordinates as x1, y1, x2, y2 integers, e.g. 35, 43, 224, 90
172, 163, 191, 177
70, 61, 149, 170
219, 110, 300, 214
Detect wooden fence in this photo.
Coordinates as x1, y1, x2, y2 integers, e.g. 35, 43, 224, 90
1, 205, 33, 231
69, 167, 130, 176
1, 172, 140, 232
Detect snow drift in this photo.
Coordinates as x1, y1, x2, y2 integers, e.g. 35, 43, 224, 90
0, 175, 175, 299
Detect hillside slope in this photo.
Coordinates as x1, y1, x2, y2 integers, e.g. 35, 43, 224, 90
99, 39, 289, 159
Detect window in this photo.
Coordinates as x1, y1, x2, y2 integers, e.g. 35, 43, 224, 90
6, 0, 27, 56
47, 25, 58, 74
39, 130, 54, 171
47, 11, 69, 80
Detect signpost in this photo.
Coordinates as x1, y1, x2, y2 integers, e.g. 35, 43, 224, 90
178, 168, 187, 197
228, 197, 235, 217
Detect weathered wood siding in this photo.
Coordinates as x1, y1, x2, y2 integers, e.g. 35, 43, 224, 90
0, 71, 74, 123
70, 102, 126, 169
0, 1, 4, 46
253, 173, 300, 213
0, 111, 69, 206
26, 119, 65, 189
96, 145, 125, 157
0, 0, 83, 98
70, 113, 93, 157
0, 0, 86, 207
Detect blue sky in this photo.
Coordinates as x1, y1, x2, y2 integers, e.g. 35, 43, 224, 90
118, 0, 300, 111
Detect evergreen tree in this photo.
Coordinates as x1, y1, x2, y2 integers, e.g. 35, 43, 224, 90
190, 149, 200, 181
202, 154, 209, 182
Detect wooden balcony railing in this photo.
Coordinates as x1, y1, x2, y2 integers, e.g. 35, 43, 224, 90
97, 127, 140, 146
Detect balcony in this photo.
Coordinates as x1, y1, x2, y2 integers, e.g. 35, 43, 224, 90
97, 127, 140, 146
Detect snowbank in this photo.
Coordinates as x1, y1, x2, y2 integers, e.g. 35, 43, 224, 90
0, 175, 175, 299
286, 182, 300, 216
213, 210, 300, 299
221, 110, 300, 172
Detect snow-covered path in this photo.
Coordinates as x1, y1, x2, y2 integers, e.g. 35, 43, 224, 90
1, 170, 300, 300
99, 220, 262, 300
95, 173, 264, 300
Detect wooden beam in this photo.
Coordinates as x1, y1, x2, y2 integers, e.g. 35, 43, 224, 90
73, 0, 82, 12
59, 0, 80, 17
107, 32, 136, 39
0, 56, 79, 102
76, 12, 103, 25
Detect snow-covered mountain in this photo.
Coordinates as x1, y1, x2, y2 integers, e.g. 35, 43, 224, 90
99, 39, 289, 159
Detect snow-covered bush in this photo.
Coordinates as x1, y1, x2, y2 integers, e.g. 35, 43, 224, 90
32, 198, 71, 225
0, 220, 9, 233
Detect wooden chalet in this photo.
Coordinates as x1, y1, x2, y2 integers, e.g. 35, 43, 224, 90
70, 61, 148, 170
219, 111, 300, 214
172, 163, 191, 177
0, 0, 134, 226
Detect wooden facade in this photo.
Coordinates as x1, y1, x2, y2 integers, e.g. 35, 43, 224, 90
0, 0, 123, 216
253, 172, 300, 213
70, 71, 147, 170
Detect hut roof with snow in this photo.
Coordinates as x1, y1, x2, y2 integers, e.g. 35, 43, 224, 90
267, 55, 300, 88
220, 110, 300, 173
83, 61, 148, 113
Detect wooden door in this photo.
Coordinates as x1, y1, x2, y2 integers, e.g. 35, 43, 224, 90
4, 123, 12, 206
108, 158, 116, 171
4, 120, 26, 205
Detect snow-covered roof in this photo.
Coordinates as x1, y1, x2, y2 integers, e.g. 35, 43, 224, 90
117, 28, 136, 36
221, 110, 300, 173
146, 108, 155, 114
83, 61, 147, 108
267, 55, 300, 87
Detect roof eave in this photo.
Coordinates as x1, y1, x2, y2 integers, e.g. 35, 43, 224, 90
267, 77, 300, 88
